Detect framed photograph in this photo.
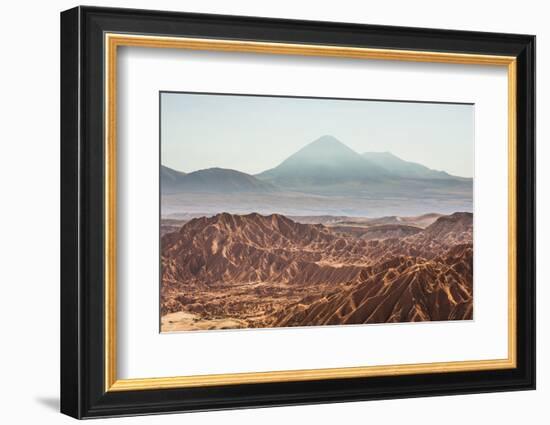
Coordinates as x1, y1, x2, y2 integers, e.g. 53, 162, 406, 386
60, 6, 535, 419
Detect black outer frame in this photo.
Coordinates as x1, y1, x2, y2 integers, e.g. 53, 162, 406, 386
60, 6, 536, 419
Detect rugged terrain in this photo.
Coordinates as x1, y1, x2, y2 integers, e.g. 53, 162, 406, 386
160, 211, 473, 332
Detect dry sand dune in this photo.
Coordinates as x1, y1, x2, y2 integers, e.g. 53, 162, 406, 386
160, 211, 473, 332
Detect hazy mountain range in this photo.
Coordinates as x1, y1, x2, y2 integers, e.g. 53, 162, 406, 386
162, 135, 469, 193
161, 135, 472, 217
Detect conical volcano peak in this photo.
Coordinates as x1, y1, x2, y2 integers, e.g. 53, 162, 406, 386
292, 135, 361, 161
255, 135, 391, 187
310, 135, 344, 146
303, 135, 352, 151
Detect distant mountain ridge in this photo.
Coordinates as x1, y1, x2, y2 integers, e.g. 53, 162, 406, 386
362, 151, 455, 180
161, 165, 187, 192
161, 166, 277, 194
162, 135, 471, 194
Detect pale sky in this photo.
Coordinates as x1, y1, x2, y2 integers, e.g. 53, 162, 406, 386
161, 92, 474, 178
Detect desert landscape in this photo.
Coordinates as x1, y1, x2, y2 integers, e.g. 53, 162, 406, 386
161, 211, 473, 332
160, 135, 473, 332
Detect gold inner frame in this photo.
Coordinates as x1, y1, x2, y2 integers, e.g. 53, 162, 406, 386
104, 33, 518, 392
